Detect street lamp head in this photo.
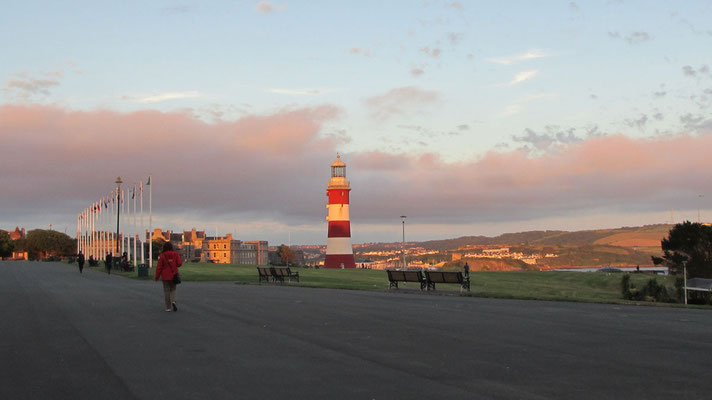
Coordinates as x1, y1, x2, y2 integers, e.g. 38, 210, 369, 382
115, 176, 123, 186
401, 215, 407, 219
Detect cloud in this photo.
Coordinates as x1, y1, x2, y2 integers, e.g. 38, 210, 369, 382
349, 133, 712, 226
625, 31, 650, 44
457, 124, 470, 131
0, 104, 342, 236
508, 70, 538, 85
680, 113, 712, 134
269, 88, 331, 95
348, 47, 371, 56
255, 1, 285, 14
486, 49, 550, 65
3, 105, 712, 242
624, 114, 648, 130
410, 68, 425, 77
653, 91, 666, 98
498, 92, 557, 117
444, 2, 463, 11
4, 71, 63, 100
162, 5, 192, 14
608, 31, 652, 44
569, 2, 579, 11
511, 126, 583, 152
447, 33, 462, 45
420, 46, 442, 58
124, 91, 203, 103
498, 104, 522, 118
363, 86, 439, 120
682, 64, 710, 78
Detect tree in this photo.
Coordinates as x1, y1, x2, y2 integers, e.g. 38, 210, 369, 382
277, 244, 296, 265
652, 221, 712, 278
152, 238, 166, 260
14, 229, 75, 260
0, 230, 14, 258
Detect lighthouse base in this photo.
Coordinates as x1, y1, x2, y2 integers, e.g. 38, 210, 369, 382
324, 254, 356, 269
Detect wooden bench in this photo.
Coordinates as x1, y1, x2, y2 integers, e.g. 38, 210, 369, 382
424, 271, 470, 292
386, 269, 427, 290
257, 266, 274, 283
272, 267, 300, 283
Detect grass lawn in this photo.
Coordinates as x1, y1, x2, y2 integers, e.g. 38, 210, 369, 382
82, 261, 691, 306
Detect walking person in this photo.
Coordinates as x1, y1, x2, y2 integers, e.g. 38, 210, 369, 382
155, 242, 182, 312
105, 252, 112, 275
77, 251, 85, 274
463, 262, 470, 278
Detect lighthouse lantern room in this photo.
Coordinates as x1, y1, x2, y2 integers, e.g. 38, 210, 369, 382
324, 153, 356, 269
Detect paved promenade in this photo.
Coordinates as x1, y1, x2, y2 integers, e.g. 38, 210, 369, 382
1, 261, 711, 399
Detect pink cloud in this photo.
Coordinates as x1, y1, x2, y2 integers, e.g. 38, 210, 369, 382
0, 104, 341, 226
1, 104, 710, 242
350, 133, 712, 224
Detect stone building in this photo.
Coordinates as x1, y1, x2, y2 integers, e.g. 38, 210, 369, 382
202, 233, 241, 264
244, 240, 269, 265
181, 228, 205, 261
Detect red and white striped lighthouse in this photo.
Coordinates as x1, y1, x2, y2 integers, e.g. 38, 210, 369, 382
325, 153, 355, 269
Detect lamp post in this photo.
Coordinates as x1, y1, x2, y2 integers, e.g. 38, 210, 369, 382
401, 215, 407, 268
683, 260, 688, 305
115, 177, 122, 256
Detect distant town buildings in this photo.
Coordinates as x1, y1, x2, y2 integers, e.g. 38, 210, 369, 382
5, 227, 26, 240
2, 227, 27, 260
147, 228, 268, 265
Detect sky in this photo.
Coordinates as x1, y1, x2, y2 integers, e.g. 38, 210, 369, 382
1, 0, 712, 245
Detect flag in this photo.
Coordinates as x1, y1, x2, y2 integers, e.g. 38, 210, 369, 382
139, 181, 143, 194
146, 176, 151, 186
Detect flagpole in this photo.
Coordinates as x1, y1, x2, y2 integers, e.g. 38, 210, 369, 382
89, 203, 96, 260
148, 174, 153, 269
99, 199, 104, 257
122, 189, 126, 257
133, 185, 137, 267
140, 181, 144, 264
82, 209, 86, 256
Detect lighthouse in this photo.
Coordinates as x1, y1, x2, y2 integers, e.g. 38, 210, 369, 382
325, 153, 356, 269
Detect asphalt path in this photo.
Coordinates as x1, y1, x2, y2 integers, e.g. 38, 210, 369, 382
1, 261, 711, 399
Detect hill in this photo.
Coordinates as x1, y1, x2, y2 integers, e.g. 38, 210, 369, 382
414, 224, 671, 250
349, 224, 673, 270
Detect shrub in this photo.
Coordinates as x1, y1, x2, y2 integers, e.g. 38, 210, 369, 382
621, 275, 676, 303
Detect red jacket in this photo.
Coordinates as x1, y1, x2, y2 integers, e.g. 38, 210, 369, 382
155, 250, 182, 281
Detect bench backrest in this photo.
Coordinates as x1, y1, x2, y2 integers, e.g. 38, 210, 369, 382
387, 270, 405, 281
403, 271, 424, 282
272, 267, 294, 277
387, 270, 423, 282
425, 271, 463, 284
257, 267, 270, 277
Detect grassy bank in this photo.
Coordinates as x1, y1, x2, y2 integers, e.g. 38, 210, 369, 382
89, 261, 687, 305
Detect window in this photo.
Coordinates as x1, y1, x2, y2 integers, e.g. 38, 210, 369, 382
224, 244, 227, 249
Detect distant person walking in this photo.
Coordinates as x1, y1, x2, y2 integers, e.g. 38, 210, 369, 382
463, 262, 470, 278
155, 242, 183, 312
105, 252, 112, 275
77, 251, 85, 274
